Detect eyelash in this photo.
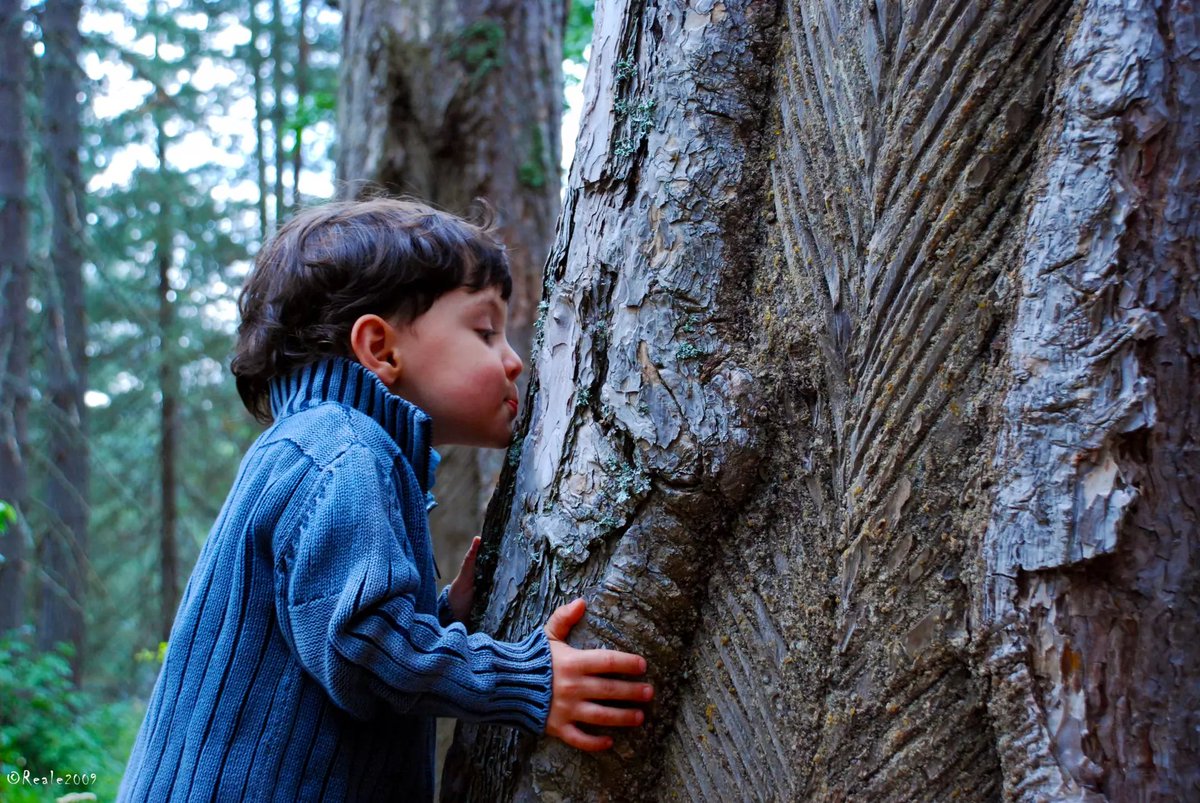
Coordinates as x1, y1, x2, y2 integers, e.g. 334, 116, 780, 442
477, 329, 497, 342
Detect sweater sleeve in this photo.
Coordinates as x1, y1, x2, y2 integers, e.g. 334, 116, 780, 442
274, 446, 552, 731
436, 586, 456, 628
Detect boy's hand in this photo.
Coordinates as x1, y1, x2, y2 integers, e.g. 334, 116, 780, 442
543, 598, 653, 752
446, 536, 481, 624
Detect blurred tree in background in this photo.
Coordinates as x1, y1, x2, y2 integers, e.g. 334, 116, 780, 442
37, 0, 88, 685
0, 0, 33, 639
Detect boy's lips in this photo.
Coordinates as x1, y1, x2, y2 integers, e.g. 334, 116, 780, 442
506, 399, 518, 415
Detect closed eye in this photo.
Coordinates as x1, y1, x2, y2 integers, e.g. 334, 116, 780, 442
477, 329, 497, 343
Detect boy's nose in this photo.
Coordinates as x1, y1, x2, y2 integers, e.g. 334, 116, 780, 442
503, 342, 524, 380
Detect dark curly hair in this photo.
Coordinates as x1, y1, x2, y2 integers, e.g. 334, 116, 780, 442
231, 198, 512, 423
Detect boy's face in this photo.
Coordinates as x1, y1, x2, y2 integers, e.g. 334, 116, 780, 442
387, 285, 524, 448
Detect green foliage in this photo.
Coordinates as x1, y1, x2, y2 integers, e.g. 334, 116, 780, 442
0, 501, 14, 536
518, 124, 548, 189
563, 0, 595, 65
288, 90, 337, 145
133, 642, 168, 666
449, 19, 506, 86
0, 501, 14, 573
0, 635, 143, 801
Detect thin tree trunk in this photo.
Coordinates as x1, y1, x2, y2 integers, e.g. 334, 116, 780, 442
250, 0, 268, 240
338, 0, 565, 624
156, 238, 179, 644
153, 17, 179, 643
292, 0, 308, 210
37, 0, 88, 682
446, 0, 1200, 799
0, 0, 30, 633
271, 0, 286, 227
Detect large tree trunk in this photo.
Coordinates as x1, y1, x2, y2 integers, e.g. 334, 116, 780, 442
338, 0, 565, 605
0, 0, 30, 633
37, 0, 88, 680
445, 1, 1199, 800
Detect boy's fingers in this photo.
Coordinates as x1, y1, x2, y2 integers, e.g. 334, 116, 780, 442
575, 702, 645, 728
575, 649, 647, 676
462, 536, 480, 560
460, 537, 480, 570
545, 598, 587, 641
579, 677, 655, 702
559, 723, 612, 753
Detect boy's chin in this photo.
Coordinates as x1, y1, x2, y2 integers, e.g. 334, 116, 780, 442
485, 430, 516, 450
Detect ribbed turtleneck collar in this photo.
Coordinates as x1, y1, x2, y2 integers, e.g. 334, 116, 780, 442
267, 357, 439, 493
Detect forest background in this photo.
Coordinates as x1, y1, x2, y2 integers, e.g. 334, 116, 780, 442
0, 1, 592, 798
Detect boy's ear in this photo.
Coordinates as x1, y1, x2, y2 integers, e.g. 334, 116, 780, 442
350, 314, 404, 387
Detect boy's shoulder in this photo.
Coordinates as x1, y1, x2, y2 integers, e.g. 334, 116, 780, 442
263, 400, 403, 476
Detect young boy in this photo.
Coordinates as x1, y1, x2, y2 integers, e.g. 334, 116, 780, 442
118, 200, 653, 801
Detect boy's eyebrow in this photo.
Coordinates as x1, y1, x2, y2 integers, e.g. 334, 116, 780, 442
468, 294, 505, 316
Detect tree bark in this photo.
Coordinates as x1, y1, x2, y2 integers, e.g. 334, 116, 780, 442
337, 0, 565, 610
37, 0, 88, 681
0, 0, 30, 633
445, 1, 1199, 800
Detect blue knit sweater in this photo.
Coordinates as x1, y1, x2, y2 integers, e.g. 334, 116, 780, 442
118, 357, 553, 801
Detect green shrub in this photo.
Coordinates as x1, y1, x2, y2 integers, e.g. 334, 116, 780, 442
0, 633, 143, 801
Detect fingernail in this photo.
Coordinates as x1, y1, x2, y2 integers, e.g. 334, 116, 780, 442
636, 711, 644, 724
639, 658, 647, 673
643, 685, 653, 700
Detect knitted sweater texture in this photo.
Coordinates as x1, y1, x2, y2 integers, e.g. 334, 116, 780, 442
118, 357, 552, 802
